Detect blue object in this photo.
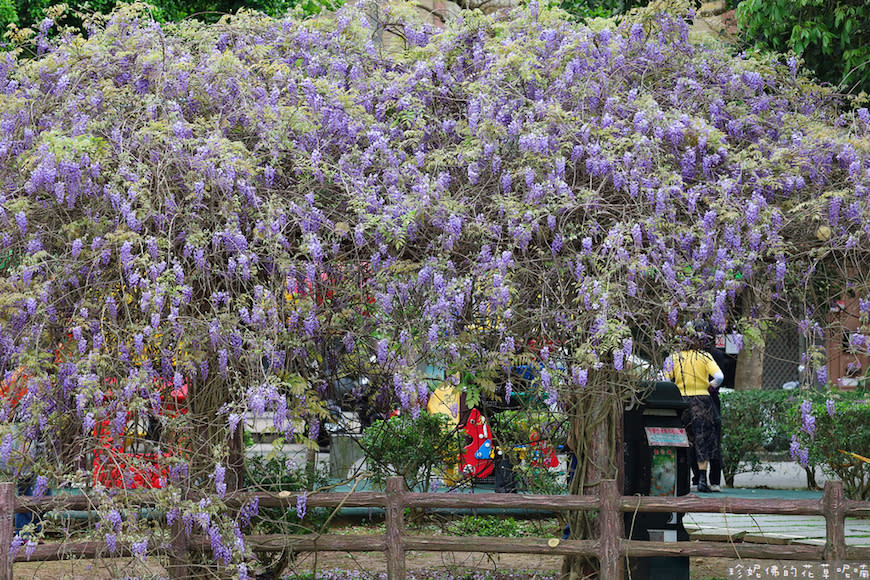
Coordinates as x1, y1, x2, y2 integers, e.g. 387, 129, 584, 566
14, 481, 35, 536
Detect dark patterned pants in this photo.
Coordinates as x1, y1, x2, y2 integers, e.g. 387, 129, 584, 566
681, 395, 721, 464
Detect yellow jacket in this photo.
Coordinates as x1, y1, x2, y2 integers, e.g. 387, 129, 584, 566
665, 350, 724, 397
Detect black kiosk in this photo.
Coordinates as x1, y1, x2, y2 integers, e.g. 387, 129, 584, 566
623, 381, 691, 580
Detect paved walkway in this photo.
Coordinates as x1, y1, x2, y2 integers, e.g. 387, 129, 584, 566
730, 461, 828, 490
684, 507, 870, 547
683, 464, 870, 547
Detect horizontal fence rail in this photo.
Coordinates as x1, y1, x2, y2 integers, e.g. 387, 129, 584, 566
0, 477, 866, 579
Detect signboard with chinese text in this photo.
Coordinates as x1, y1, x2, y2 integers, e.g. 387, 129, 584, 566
645, 426, 690, 447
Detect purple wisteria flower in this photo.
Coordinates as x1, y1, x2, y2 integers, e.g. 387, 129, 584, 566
798, 448, 810, 468
9, 535, 24, 559
613, 349, 624, 371
105, 509, 122, 533
296, 492, 307, 520
816, 366, 828, 385
131, 538, 148, 560
33, 475, 48, 497
0, 434, 12, 466
238, 497, 259, 528
572, 367, 588, 387
214, 463, 226, 499
208, 526, 231, 565
790, 435, 801, 460
14, 212, 26, 235
376, 339, 388, 366
800, 400, 815, 438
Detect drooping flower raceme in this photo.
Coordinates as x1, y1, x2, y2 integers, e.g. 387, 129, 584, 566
800, 400, 816, 439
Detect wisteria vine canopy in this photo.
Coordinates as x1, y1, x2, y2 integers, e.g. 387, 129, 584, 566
0, 0, 869, 557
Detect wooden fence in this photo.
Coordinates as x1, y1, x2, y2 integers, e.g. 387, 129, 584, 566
0, 477, 868, 579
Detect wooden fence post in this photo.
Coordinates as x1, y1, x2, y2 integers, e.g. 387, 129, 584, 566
822, 480, 846, 563
0, 482, 14, 580
598, 480, 624, 580
385, 477, 406, 580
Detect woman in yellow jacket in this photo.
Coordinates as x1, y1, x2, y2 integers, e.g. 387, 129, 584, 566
665, 344, 724, 493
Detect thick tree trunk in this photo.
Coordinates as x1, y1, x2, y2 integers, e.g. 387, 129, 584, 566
186, 372, 239, 488
734, 342, 765, 390
561, 376, 624, 579
734, 290, 769, 391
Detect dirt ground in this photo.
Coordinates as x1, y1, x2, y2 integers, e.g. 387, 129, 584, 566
13, 552, 734, 579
